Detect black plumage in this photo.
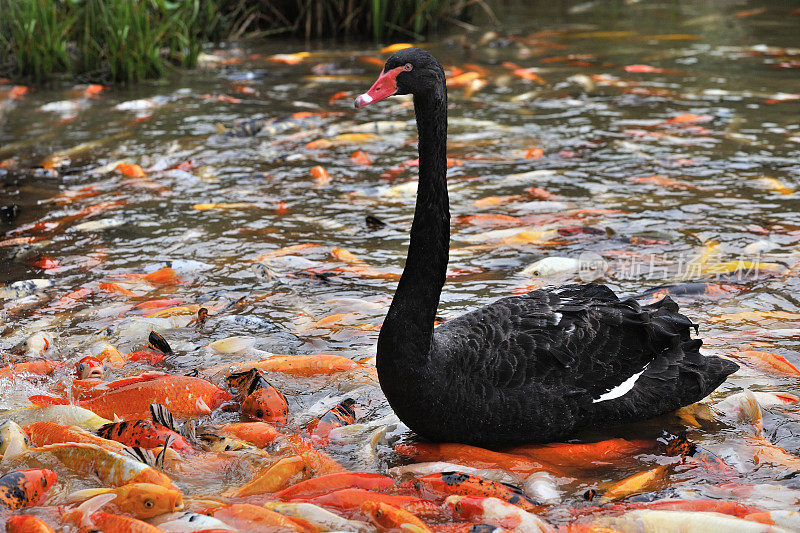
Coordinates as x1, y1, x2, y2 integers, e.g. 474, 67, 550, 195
356, 48, 738, 447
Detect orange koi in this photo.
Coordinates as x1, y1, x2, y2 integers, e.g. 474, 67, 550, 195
0, 360, 61, 380
280, 434, 346, 475
206, 354, 360, 378
362, 501, 433, 533
359, 56, 386, 67
599, 464, 671, 503
512, 69, 545, 84
242, 386, 289, 425
401, 472, 538, 511
115, 163, 146, 178
662, 113, 713, 125
9, 85, 30, 99
525, 147, 544, 159
31, 373, 231, 420
455, 214, 523, 227
276, 472, 394, 500
331, 248, 367, 265
208, 503, 312, 532
78, 510, 164, 533
395, 443, 544, 477
623, 64, 670, 73
0, 469, 57, 509
231, 455, 309, 497
75, 356, 105, 379
329, 91, 352, 104
473, 195, 524, 208
220, 422, 281, 448
307, 398, 357, 440
628, 175, 697, 189
98, 282, 137, 296
83, 84, 107, 97
131, 298, 184, 311
142, 267, 179, 285
506, 438, 653, 469
5, 515, 55, 533
350, 150, 373, 166
24, 421, 125, 452
298, 489, 439, 517
268, 52, 310, 65
311, 165, 331, 187
727, 350, 800, 378
68, 483, 183, 519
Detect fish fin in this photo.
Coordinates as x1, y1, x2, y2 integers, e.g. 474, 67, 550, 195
740, 389, 764, 435
155, 435, 172, 468
196, 397, 211, 415
67, 487, 111, 503
120, 446, 157, 467
150, 403, 178, 431
182, 419, 197, 443
76, 493, 117, 527
28, 395, 69, 406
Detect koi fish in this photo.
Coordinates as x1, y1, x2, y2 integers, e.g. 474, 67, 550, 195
296, 488, 440, 517
31, 372, 231, 420
204, 354, 360, 379
26, 442, 174, 488
219, 422, 281, 448
150, 511, 236, 531
275, 472, 394, 500
0, 469, 58, 509
363, 501, 433, 533
5, 515, 56, 533
265, 502, 374, 533
230, 455, 308, 497
726, 350, 800, 378
65, 493, 165, 533
596, 509, 788, 532
307, 398, 357, 440
0, 420, 30, 454
506, 438, 653, 469
97, 419, 193, 452
75, 356, 105, 379
395, 443, 544, 477
444, 495, 553, 533
207, 503, 312, 532
68, 482, 184, 518
24, 421, 125, 452
278, 434, 346, 475
227, 368, 289, 425
0, 360, 61, 380
401, 472, 539, 511
598, 464, 671, 503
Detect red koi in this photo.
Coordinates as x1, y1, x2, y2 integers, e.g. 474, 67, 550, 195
297, 489, 440, 517
276, 472, 394, 500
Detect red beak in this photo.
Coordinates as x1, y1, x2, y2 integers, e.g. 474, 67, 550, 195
354, 66, 405, 108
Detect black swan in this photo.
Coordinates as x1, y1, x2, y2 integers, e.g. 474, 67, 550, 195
354, 48, 738, 446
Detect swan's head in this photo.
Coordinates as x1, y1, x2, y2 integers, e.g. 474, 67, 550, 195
354, 47, 445, 109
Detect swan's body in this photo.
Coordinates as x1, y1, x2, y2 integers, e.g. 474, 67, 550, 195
355, 48, 738, 446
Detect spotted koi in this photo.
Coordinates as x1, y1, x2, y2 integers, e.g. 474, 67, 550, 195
97, 419, 193, 452
0, 469, 57, 509
307, 398, 357, 440
401, 472, 540, 512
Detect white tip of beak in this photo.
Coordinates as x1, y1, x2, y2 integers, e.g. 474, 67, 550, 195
354, 93, 373, 109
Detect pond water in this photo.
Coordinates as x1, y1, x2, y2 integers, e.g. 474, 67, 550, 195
1, 0, 800, 530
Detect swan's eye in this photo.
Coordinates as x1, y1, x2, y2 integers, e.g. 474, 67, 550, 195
403, 63, 413, 71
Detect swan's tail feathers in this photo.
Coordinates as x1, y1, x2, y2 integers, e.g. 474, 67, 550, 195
594, 297, 738, 425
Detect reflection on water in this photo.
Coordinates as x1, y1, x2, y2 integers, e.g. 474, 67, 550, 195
1, 0, 800, 528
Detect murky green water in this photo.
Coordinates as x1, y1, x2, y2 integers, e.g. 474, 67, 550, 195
2, 0, 800, 529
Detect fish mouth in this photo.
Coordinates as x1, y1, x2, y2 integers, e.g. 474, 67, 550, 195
354, 65, 405, 109
85, 369, 104, 379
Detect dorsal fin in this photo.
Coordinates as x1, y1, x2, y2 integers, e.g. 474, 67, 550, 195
150, 403, 177, 431
120, 446, 156, 467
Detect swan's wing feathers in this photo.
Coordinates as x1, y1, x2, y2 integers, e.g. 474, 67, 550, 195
436, 284, 672, 398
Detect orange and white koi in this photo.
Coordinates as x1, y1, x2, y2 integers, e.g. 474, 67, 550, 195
444, 495, 554, 533
362, 501, 434, 533
276, 472, 394, 500
26, 442, 174, 488
68, 482, 183, 519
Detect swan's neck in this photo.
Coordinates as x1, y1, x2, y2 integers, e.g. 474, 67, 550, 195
378, 86, 449, 363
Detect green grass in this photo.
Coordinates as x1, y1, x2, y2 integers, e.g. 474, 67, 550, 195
0, 0, 481, 83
